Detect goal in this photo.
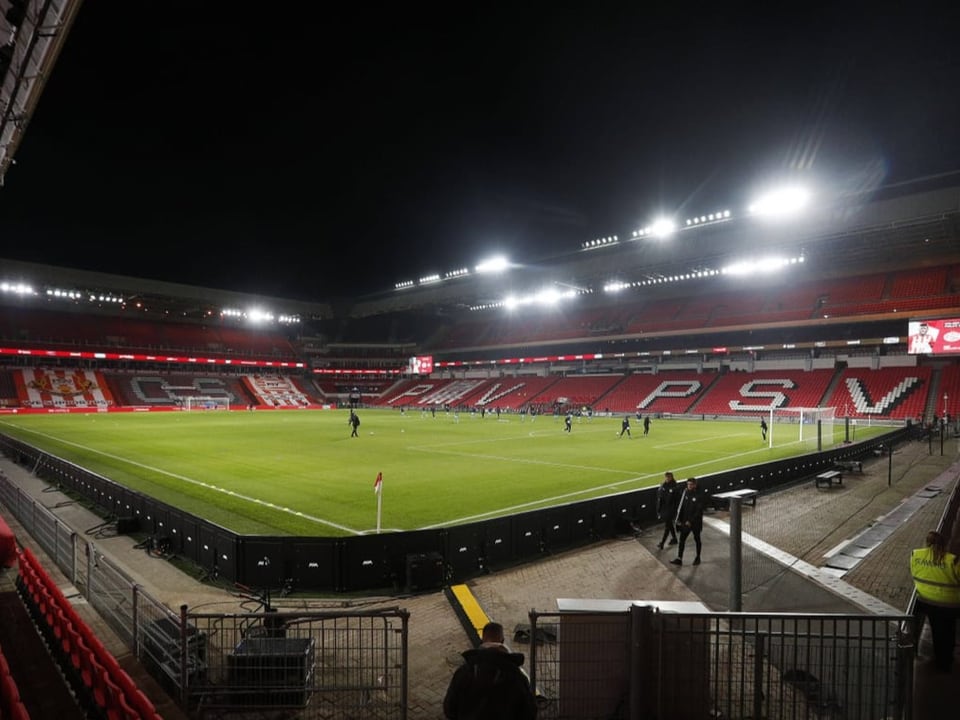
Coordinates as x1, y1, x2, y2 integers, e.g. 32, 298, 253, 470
183, 396, 231, 411
769, 406, 836, 450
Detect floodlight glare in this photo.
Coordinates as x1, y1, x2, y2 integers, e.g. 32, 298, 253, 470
247, 308, 273, 323
475, 256, 510, 274
650, 218, 676, 238
721, 257, 791, 276
748, 186, 810, 217
535, 288, 563, 305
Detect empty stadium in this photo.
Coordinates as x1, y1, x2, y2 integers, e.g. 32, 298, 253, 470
2, 3, 960, 719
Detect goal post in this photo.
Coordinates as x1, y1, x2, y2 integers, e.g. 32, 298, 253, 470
183, 396, 231, 411
769, 406, 837, 450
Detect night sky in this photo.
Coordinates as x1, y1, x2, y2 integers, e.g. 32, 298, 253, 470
1, 3, 958, 300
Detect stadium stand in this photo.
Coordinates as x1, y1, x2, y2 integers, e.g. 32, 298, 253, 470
938, 364, 960, 422
524, 375, 623, 410
889, 266, 949, 299
15, 547, 162, 720
826, 366, 934, 420
0, 306, 298, 360
691, 369, 837, 417
599, 371, 713, 414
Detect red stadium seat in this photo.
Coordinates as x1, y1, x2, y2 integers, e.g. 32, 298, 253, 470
9, 699, 32, 720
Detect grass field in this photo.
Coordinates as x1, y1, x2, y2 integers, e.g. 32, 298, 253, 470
0, 409, 884, 537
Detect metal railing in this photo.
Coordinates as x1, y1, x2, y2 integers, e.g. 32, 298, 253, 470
0, 469, 411, 719
177, 607, 409, 718
528, 606, 914, 720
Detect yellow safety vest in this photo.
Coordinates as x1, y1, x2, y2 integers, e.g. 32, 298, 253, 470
910, 547, 960, 607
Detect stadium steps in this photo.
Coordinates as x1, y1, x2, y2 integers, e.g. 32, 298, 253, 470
683, 372, 724, 415
818, 368, 845, 410
925, 368, 943, 420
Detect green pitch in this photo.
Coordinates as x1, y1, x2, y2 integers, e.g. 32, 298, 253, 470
0, 410, 882, 537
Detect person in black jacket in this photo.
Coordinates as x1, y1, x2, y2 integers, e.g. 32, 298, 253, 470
443, 622, 537, 719
671, 477, 706, 566
655, 471, 680, 549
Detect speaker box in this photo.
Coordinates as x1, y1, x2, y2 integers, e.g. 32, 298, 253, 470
116, 516, 140, 534
405, 551, 445, 592
228, 637, 315, 707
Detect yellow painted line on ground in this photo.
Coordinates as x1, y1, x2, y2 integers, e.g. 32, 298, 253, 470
449, 583, 490, 641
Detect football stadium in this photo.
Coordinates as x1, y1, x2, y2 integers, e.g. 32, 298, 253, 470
1, 4, 960, 720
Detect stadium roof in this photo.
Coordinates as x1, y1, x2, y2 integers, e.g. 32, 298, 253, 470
347, 181, 960, 318
0, 0, 82, 184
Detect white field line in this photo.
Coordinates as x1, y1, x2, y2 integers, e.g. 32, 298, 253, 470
416, 433, 809, 529
0, 423, 362, 535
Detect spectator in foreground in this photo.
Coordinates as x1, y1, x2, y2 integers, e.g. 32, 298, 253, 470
910, 530, 960, 672
443, 621, 537, 719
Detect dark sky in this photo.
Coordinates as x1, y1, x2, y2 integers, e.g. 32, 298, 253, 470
1, 3, 958, 300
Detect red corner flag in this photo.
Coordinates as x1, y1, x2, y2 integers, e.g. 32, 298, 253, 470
374, 472, 383, 494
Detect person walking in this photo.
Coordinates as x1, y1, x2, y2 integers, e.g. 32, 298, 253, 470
564, 412, 572, 433
671, 477, 706, 566
655, 471, 680, 549
643, 415, 651, 436
350, 411, 360, 437
760, 417, 768, 442
619, 415, 631, 438
910, 530, 960, 672
443, 621, 538, 719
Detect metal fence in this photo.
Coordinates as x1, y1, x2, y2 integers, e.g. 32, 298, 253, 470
0, 469, 411, 719
0, 452, 924, 719
176, 607, 409, 719
528, 606, 914, 720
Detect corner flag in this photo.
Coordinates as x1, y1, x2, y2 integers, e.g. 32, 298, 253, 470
374, 472, 383, 534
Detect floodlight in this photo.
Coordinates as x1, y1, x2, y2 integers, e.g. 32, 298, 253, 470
748, 186, 810, 217
722, 256, 791, 276
650, 218, 676, 238
535, 288, 561, 305
475, 256, 509, 274
247, 308, 274, 323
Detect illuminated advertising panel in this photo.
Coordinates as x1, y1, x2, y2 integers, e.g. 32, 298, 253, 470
408, 355, 434, 375
907, 319, 960, 355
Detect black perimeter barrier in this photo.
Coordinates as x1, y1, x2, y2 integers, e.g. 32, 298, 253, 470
0, 427, 909, 594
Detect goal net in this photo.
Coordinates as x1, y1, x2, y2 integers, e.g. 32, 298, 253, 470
769, 406, 836, 450
184, 396, 231, 411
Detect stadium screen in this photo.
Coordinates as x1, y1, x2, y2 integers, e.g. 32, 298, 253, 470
408, 355, 434, 375
907, 319, 960, 355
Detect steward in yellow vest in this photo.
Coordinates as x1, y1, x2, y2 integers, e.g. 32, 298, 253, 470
910, 530, 960, 671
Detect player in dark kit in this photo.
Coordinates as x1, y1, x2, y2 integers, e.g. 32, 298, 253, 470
671, 477, 707, 566
620, 415, 631, 438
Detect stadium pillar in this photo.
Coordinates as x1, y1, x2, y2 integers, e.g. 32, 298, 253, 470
729, 497, 743, 612
816, 419, 822, 452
